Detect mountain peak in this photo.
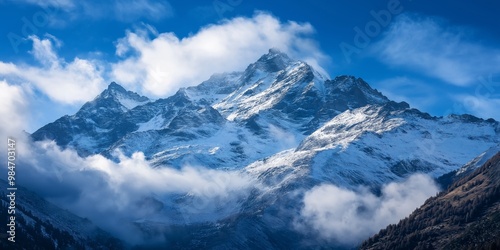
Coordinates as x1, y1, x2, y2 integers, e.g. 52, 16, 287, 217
324, 75, 390, 106
107, 81, 127, 92
331, 75, 370, 91
89, 82, 149, 110
267, 47, 287, 56
253, 48, 294, 72
259, 48, 290, 61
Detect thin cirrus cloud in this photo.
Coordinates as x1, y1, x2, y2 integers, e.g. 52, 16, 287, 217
371, 14, 500, 87
455, 94, 500, 120
11, 0, 173, 23
373, 76, 439, 112
80, 0, 174, 22
295, 174, 439, 246
111, 12, 329, 97
12, 0, 75, 8
0, 35, 106, 104
453, 74, 500, 120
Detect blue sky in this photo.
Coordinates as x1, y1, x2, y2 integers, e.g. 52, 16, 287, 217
0, 0, 499, 133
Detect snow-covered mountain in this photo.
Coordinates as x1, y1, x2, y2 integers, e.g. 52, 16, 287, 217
32, 50, 394, 170
32, 49, 499, 184
29, 49, 500, 248
248, 102, 499, 189
32, 82, 150, 156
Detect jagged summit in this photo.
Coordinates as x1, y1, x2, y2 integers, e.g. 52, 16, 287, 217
108, 81, 126, 90
331, 75, 372, 91
327, 75, 389, 102
94, 82, 149, 109
446, 113, 498, 123
260, 48, 290, 61
99, 82, 128, 98
250, 48, 294, 73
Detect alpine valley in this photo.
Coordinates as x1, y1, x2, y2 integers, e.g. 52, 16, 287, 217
17, 49, 500, 249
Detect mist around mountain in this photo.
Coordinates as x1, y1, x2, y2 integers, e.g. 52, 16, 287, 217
361, 151, 500, 250
0, 179, 124, 250
5, 49, 499, 249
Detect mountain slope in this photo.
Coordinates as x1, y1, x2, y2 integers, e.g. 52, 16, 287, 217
0, 180, 124, 250
438, 144, 500, 189
361, 151, 500, 250
247, 102, 499, 189
31, 82, 150, 156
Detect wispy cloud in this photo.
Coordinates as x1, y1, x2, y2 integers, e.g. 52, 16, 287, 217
81, 0, 174, 22
295, 174, 439, 246
268, 124, 298, 150
454, 94, 500, 120
373, 76, 439, 112
371, 14, 500, 86
13, 0, 75, 9
11, 0, 173, 23
112, 12, 329, 97
0, 35, 106, 104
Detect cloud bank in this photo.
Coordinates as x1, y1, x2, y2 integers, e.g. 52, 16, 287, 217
296, 174, 439, 246
11, 135, 440, 246
112, 12, 329, 97
12, 138, 258, 243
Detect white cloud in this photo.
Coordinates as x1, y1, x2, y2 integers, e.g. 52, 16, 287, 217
0, 35, 106, 104
14, 139, 258, 243
372, 14, 500, 86
0, 80, 29, 137
296, 174, 439, 246
29, 34, 61, 67
111, 12, 329, 97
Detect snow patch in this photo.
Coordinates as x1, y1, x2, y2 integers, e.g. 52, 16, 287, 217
137, 115, 166, 132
